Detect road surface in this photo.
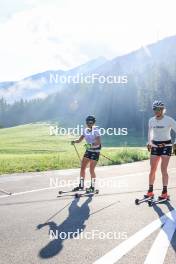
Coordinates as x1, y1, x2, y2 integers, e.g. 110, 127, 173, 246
0, 158, 176, 264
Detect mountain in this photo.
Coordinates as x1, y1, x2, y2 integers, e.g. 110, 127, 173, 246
0, 35, 176, 133
1, 35, 176, 105
0, 82, 15, 89
0, 56, 107, 103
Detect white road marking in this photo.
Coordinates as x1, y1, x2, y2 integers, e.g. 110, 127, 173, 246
0, 168, 176, 199
0, 186, 59, 199
0, 172, 147, 199
93, 209, 176, 264
144, 210, 176, 264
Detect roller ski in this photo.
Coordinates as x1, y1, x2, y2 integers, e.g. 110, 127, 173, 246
135, 192, 154, 205
58, 185, 84, 195
148, 193, 170, 207
57, 183, 85, 197
75, 186, 99, 198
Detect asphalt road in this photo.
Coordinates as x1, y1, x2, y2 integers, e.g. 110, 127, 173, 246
0, 158, 176, 264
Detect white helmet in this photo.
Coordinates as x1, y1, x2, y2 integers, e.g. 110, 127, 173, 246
152, 100, 165, 110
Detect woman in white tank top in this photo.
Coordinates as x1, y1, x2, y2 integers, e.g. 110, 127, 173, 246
71, 115, 101, 193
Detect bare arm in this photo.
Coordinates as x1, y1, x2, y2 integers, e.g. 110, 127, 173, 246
73, 135, 84, 144
147, 121, 152, 151
148, 127, 152, 145
171, 119, 176, 154
170, 117, 176, 134
92, 136, 101, 147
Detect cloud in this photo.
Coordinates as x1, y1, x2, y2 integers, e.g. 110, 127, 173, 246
0, 0, 176, 81
0, 78, 47, 102
31, 91, 48, 100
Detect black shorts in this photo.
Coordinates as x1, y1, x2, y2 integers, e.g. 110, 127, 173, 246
151, 140, 172, 156
84, 150, 100, 161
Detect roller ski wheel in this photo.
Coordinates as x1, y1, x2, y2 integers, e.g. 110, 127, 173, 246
75, 188, 99, 198
75, 193, 81, 198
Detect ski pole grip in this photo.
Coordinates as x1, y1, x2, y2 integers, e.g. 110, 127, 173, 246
173, 143, 176, 155
147, 144, 151, 152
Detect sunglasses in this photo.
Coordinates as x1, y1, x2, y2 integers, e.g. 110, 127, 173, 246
153, 107, 163, 112
86, 121, 94, 124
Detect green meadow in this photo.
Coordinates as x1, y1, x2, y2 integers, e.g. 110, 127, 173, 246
0, 123, 149, 174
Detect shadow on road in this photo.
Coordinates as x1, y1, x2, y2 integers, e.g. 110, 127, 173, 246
152, 201, 176, 252
37, 196, 92, 258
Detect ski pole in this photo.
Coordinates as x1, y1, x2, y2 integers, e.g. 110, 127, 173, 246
73, 143, 81, 162
84, 143, 116, 163
0, 188, 12, 195
100, 153, 116, 163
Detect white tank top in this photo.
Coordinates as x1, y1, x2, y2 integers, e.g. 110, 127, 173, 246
82, 126, 100, 145
148, 115, 176, 143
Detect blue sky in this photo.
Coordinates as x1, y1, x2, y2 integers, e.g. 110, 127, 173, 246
0, 0, 176, 81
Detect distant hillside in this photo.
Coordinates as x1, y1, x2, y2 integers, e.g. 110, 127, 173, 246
0, 35, 176, 140
0, 57, 107, 103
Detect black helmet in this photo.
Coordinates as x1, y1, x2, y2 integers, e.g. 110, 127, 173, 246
86, 115, 96, 123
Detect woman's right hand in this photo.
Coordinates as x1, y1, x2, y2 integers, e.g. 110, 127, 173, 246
84, 143, 92, 150
173, 143, 176, 155
147, 144, 152, 152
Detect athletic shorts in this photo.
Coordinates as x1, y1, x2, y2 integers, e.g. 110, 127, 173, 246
151, 140, 172, 156
84, 150, 100, 161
